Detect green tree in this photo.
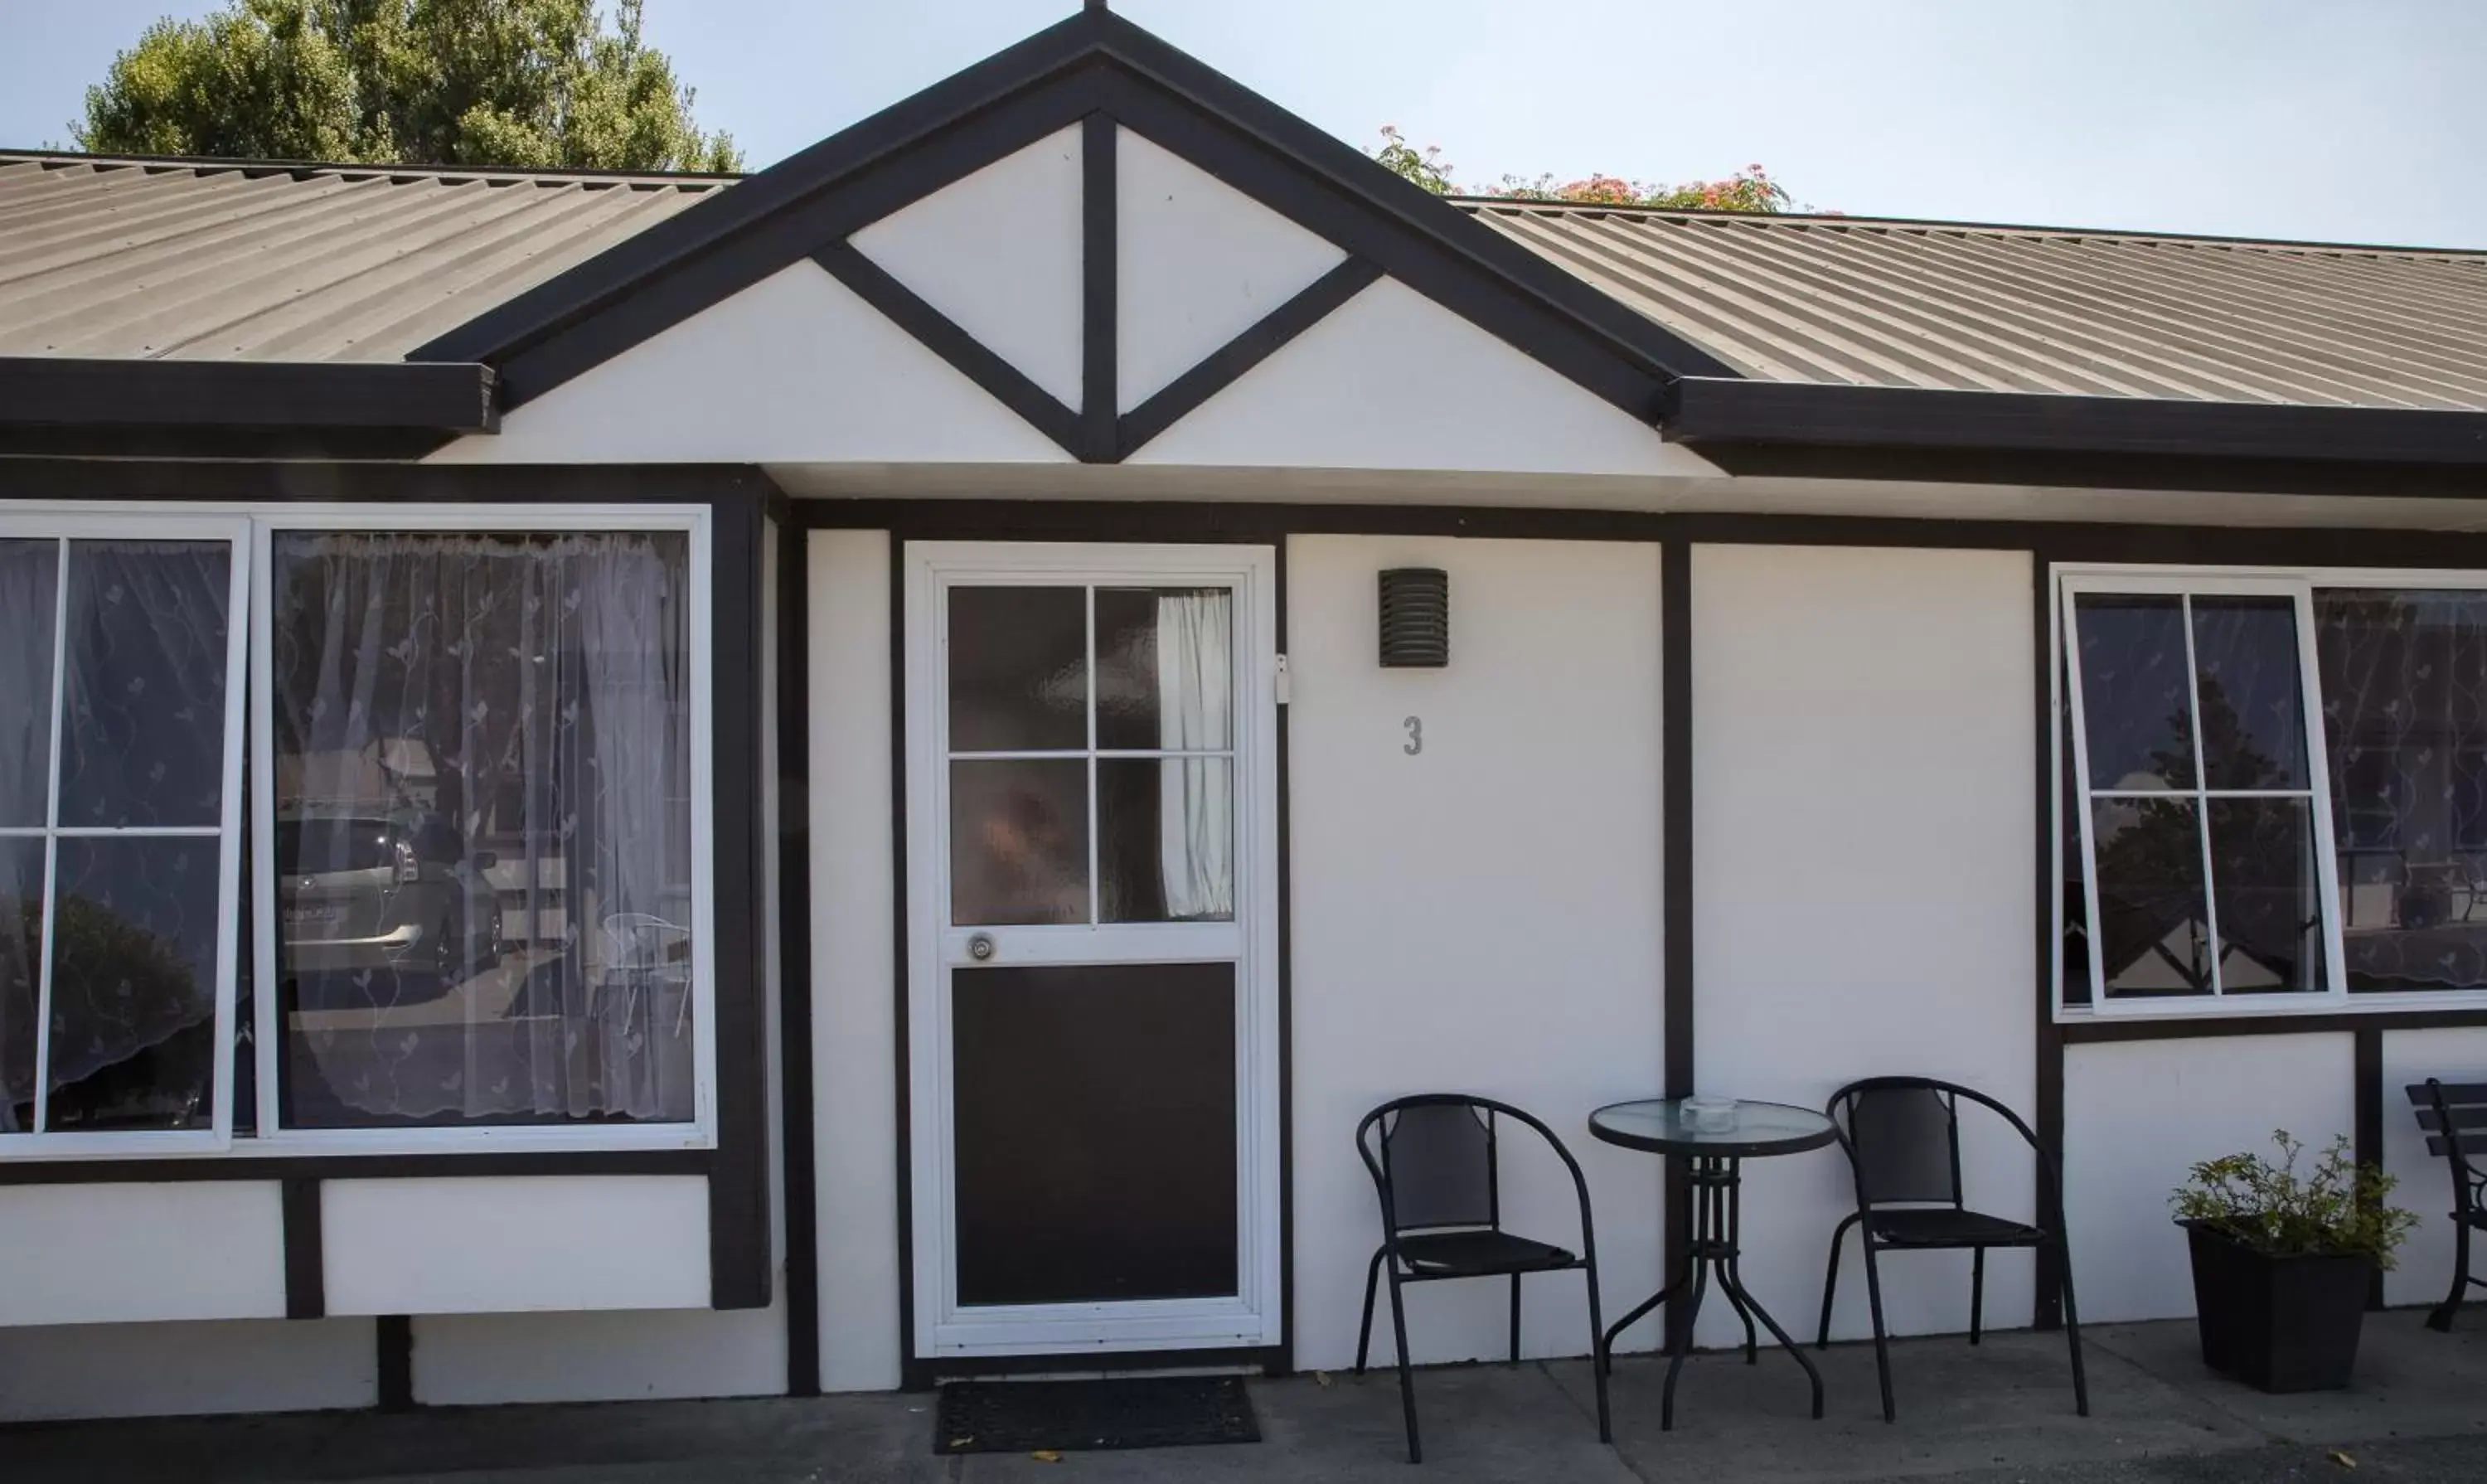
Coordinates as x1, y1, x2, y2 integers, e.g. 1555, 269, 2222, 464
77, 0, 740, 172
1367, 127, 1795, 214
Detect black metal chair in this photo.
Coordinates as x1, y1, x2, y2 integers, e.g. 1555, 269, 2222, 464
2409, 1077, 2487, 1331
1815, 1077, 2088, 1423
1354, 1094, 1610, 1463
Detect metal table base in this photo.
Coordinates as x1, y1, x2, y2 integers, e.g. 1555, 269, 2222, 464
1599, 1153, 1825, 1430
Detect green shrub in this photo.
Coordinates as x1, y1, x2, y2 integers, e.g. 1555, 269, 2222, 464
2172, 1130, 2415, 1267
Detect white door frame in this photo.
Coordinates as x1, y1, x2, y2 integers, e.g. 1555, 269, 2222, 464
902, 540, 1282, 1358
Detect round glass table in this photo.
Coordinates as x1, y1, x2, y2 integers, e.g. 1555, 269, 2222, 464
1588, 1097, 1839, 1430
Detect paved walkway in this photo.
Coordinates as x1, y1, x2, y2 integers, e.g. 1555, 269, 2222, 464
7, 1312, 2487, 1482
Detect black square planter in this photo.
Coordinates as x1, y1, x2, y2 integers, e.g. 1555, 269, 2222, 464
2181, 1219, 2373, 1393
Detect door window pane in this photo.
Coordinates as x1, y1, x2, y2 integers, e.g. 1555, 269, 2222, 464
2191, 597, 2309, 790
1094, 588, 1232, 752
271, 531, 696, 1128
44, 837, 221, 1131
948, 587, 1087, 752
1098, 758, 1233, 923
0, 839, 41, 1132
2091, 797, 2212, 996
949, 759, 1088, 925
2074, 594, 2196, 792
2317, 590, 2487, 992
2207, 798, 2324, 994
0, 541, 57, 829
57, 541, 232, 829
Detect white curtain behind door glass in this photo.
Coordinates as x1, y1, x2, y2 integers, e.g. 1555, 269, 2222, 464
1156, 593, 1233, 920
272, 531, 692, 1127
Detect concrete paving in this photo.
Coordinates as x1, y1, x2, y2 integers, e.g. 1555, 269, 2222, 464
7, 1312, 2487, 1482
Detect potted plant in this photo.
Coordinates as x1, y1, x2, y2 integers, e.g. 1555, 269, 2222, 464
2171, 1131, 2415, 1393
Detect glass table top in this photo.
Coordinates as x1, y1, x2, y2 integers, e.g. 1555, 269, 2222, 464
1588, 1098, 1839, 1157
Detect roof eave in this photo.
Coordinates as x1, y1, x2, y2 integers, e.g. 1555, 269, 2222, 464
1664, 377, 2487, 468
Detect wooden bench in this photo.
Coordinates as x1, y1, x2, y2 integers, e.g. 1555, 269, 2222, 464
2407, 1079, 2487, 1331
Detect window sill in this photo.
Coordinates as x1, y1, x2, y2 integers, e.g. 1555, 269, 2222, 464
0, 1122, 715, 1166
2057, 992, 2487, 1029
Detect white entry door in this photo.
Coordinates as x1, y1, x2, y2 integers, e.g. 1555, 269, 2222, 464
904, 541, 1282, 1358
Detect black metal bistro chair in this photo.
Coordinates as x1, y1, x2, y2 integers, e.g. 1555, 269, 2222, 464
1355, 1094, 1611, 1463
1815, 1077, 2088, 1423
2409, 1077, 2487, 1330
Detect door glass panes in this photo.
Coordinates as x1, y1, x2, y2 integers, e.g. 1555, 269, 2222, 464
948, 759, 1088, 925
948, 587, 1087, 751
948, 585, 1236, 927
2315, 591, 2487, 992
0, 538, 235, 1136
2068, 589, 2327, 1002
269, 531, 696, 1129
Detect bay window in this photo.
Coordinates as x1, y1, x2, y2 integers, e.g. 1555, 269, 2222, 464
2060, 567, 2487, 1015
0, 507, 712, 1157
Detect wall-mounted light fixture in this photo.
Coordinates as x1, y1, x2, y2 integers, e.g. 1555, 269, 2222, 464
1378, 567, 1449, 667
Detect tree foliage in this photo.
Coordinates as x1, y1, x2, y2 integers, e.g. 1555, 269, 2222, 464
1367, 125, 1792, 213
76, 0, 740, 172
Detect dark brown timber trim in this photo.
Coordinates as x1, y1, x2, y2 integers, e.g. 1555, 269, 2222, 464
1660, 537, 1694, 1352
2032, 549, 2065, 1331
708, 488, 775, 1310
777, 515, 823, 1393
1081, 111, 1119, 463
0, 357, 497, 433
1117, 258, 1384, 459
376, 1316, 414, 1411
282, 1179, 325, 1321
811, 241, 1084, 458
2355, 1027, 2385, 1310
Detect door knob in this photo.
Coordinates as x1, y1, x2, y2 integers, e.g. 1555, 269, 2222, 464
967, 932, 997, 962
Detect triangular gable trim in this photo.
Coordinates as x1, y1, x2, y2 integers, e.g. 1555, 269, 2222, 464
410, 9, 1741, 461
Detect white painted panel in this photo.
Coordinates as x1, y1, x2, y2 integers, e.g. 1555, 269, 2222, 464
2382, 1026, 2487, 1308
427, 263, 1072, 465
1288, 536, 1665, 1370
808, 529, 904, 1391
1691, 546, 2037, 1345
852, 126, 1084, 407
1131, 279, 1719, 478
1116, 128, 1345, 412
2063, 1034, 2354, 1322
322, 1176, 710, 1315
0, 1183, 284, 1326
0, 1317, 375, 1422
413, 1294, 787, 1405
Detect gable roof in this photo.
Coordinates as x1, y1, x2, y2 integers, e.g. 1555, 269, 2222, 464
3, 7, 2485, 473
0, 150, 723, 361
1465, 201, 2487, 410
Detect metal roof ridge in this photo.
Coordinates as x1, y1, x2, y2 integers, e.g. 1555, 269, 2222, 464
1448, 196, 2487, 261
0, 146, 742, 191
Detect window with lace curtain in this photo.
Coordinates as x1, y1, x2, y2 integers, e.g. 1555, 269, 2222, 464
0, 508, 713, 1158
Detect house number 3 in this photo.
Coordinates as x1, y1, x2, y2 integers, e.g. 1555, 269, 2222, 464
1403, 716, 1423, 755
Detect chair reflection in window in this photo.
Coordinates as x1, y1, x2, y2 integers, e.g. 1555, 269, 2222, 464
600, 911, 692, 1040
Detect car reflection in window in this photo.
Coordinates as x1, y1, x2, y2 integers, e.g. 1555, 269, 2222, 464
277, 809, 503, 1004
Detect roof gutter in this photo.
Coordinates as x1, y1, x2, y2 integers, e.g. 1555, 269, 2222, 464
1662, 377, 2487, 468
0, 357, 497, 459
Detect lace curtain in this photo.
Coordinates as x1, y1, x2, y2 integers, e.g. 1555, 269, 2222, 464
271, 531, 693, 1126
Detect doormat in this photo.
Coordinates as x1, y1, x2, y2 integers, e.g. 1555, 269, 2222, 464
933, 1375, 1261, 1454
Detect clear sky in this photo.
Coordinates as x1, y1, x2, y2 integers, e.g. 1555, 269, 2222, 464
8, 0, 2484, 249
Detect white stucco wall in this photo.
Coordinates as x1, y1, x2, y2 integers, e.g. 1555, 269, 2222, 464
853, 126, 1085, 408
0, 1317, 376, 1423
410, 1296, 788, 1405
1287, 535, 1666, 1370
2382, 1026, 2487, 1309
2063, 1033, 2354, 1322
807, 529, 904, 1391
1690, 544, 2039, 1346
0, 1182, 288, 1327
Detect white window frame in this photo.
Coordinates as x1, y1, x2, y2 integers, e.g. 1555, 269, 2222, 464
0, 513, 251, 1156
0, 502, 717, 1161
2056, 562, 2487, 1021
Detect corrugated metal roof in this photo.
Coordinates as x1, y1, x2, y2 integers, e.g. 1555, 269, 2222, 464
1460, 201, 2487, 410
0, 151, 726, 361
7, 148, 2486, 418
